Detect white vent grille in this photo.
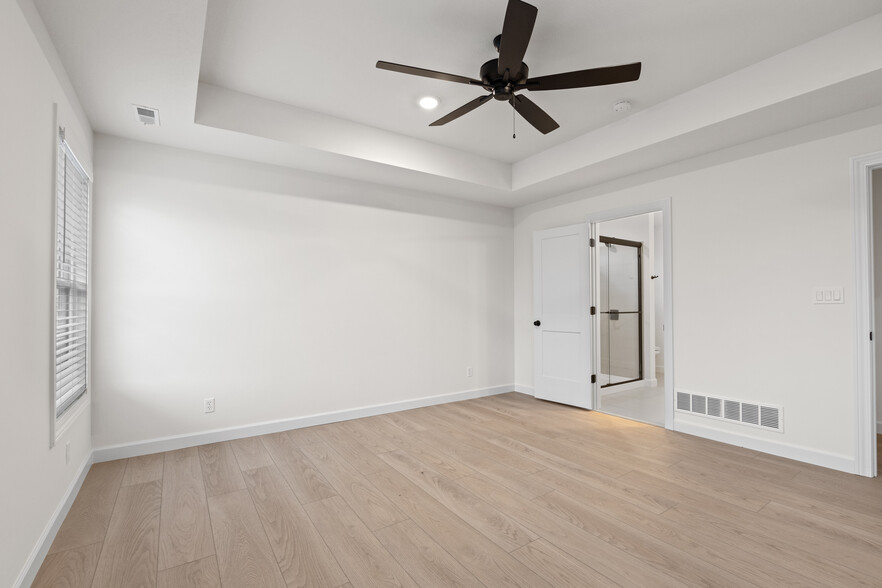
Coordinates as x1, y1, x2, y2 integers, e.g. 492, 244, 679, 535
133, 104, 160, 126
676, 390, 783, 432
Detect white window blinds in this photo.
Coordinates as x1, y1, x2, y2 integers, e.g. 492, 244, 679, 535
55, 130, 91, 417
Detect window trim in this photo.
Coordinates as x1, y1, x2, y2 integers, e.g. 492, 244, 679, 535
50, 125, 92, 447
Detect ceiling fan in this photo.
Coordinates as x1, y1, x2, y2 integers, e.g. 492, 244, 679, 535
376, 0, 642, 135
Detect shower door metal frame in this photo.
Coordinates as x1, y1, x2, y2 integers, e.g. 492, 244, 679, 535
599, 235, 643, 388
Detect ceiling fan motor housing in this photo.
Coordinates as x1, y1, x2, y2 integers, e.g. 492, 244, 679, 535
481, 59, 529, 100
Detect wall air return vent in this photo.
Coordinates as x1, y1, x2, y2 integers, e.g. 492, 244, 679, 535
133, 105, 160, 126
676, 390, 783, 432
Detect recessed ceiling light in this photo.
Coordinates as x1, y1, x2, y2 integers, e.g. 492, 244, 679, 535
418, 96, 439, 110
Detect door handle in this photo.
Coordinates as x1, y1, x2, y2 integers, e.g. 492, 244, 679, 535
533, 320, 541, 326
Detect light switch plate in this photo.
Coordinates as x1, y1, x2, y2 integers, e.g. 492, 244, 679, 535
813, 287, 844, 304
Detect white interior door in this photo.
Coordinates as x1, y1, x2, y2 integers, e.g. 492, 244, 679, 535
533, 224, 592, 409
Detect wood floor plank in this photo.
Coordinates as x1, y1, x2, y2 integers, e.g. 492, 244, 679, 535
419, 423, 547, 475
158, 447, 215, 571
156, 556, 221, 588
666, 500, 882, 587
285, 425, 330, 447
373, 425, 478, 479
512, 539, 621, 588
49, 460, 126, 554
300, 442, 408, 531
454, 474, 685, 588
34, 396, 882, 588
367, 466, 554, 588
31, 541, 102, 588
374, 520, 484, 588
121, 453, 165, 486
198, 442, 246, 497
531, 462, 677, 515
230, 436, 275, 471
208, 489, 287, 588
534, 489, 756, 587
620, 467, 769, 513
380, 449, 538, 552
242, 465, 348, 588
375, 410, 427, 434
335, 418, 400, 453
304, 495, 418, 588
260, 432, 337, 504
531, 467, 827, 587
415, 429, 552, 499
91, 480, 162, 588
314, 422, 390, 476
481, 421, 635, 478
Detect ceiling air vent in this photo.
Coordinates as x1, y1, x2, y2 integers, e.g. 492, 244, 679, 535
133, 105, 160, 126
676, 390, 783, 432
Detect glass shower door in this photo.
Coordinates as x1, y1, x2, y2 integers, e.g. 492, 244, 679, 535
599, 237, 643, 387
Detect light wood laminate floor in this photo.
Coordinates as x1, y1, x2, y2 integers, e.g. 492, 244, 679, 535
34, 393, 882, 587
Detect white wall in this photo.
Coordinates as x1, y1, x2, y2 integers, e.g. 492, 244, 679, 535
874, 167, 882, 428
1, 2, 93, 586
515, 122, 882, 467
90, 136, 514, 449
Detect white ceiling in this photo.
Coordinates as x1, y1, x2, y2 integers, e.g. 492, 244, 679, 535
30, 0, 882, 207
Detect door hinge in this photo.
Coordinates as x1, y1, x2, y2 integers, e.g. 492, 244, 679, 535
589, 237, 595, 247
590, 306, 596, 315
590, 374, 597, 384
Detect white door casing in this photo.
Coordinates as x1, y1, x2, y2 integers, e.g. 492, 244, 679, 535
532, 224, 592, 409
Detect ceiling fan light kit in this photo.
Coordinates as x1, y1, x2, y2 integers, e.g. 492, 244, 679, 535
377, 0, 642, 135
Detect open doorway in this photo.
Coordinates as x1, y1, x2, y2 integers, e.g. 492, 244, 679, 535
593, 212, 665, 426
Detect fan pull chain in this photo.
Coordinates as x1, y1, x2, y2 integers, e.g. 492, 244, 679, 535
512, 100, 517, 139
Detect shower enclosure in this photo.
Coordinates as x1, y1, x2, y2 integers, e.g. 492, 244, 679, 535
599, 236, 643, 387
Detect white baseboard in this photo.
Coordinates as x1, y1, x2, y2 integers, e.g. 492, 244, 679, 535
93, 384, 514, 463
15, 452, 93, 588
513, 384, 535, 396
674, 420, 855, 474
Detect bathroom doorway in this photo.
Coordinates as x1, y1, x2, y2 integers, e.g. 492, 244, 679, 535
593, 211, 667, 427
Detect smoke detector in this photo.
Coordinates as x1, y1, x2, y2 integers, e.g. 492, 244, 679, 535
612, 100, 632, 113
133, 105, 160, 126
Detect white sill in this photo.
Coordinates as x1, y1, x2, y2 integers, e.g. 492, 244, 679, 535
55, 394, 89, 444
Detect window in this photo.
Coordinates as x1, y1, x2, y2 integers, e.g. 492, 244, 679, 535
54, 129, 91, 419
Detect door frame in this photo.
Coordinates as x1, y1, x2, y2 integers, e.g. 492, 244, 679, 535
851, 150, 881, 477
587, 199, 674, 430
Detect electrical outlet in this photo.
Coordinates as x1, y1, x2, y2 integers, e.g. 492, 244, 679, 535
65, 441, 70, 465
466, 366, 474, 378
204, 397, 215, 413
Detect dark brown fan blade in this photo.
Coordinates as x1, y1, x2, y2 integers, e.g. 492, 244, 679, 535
498, 0, 538, 76
524, 62, 642, 91
429, 95, 493, 126
376, 61, 484, 86
511, 94, 559, 134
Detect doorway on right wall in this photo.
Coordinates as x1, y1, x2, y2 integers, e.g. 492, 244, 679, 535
596, 212, 665, 426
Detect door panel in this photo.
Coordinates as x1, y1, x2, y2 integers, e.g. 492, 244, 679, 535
533, 224, 592, 409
